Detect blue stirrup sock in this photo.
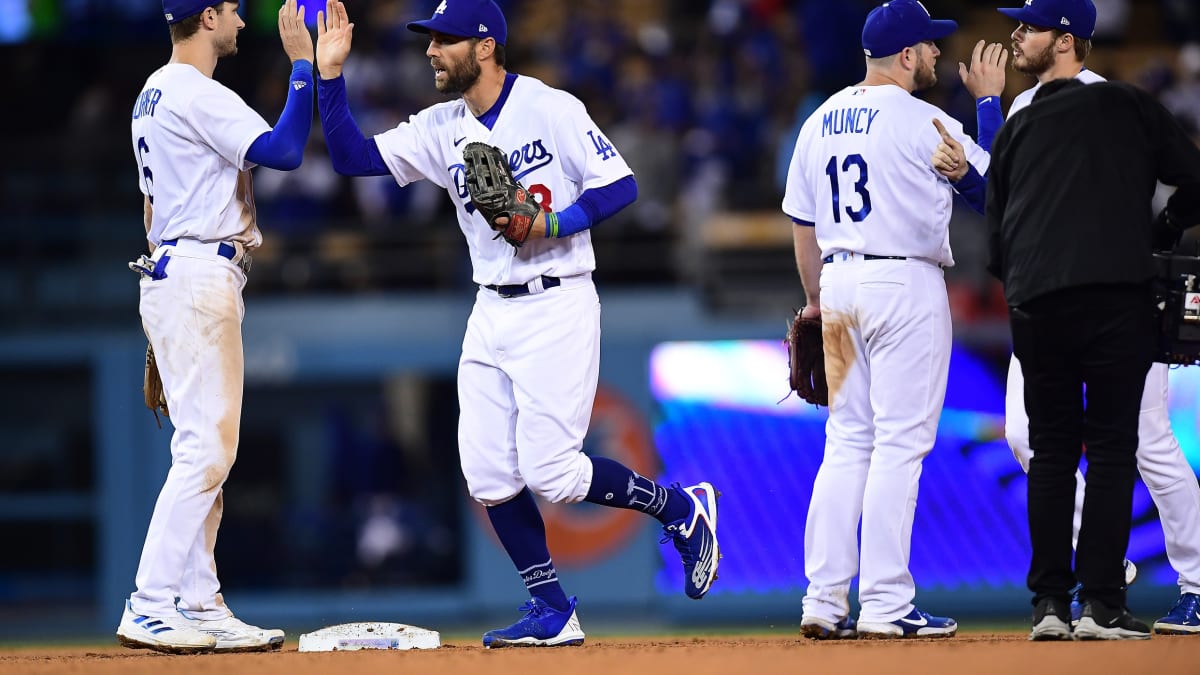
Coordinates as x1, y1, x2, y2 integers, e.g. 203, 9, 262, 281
584, 456, 690, 524
486, 488, 570, 613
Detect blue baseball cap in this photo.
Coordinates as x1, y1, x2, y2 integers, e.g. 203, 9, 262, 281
407, 0, 508, 46
163, 0, 213, 23
862, 0, 958, 58
998, 0, 1096, 40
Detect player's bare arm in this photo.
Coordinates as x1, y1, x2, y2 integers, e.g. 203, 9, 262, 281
143, 196, 156, 253
278, 0, 314, 64
958, 40, 1008, 99
792, 225, 821, 319
931, 118, 968, 182
316, 0, 354, 79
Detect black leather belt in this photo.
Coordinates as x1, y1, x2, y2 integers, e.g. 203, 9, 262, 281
485, 275, 561, 298
822, 254, 907, 263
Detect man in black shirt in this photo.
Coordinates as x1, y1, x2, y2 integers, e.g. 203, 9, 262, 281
986, 77, 1200, 639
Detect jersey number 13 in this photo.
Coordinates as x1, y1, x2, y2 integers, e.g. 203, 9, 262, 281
824, 154, 871, 223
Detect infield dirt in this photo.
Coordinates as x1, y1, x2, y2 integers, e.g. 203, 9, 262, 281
0, 634, 1195, 674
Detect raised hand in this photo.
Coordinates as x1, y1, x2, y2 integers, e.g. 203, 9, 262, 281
278, 0, 314, 64
958, 40, 1008, 100
316, 0, 355, 80
931, 118, 967, 182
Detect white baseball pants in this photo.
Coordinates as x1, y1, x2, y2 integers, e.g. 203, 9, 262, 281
802, 258, 951, 624
129, 244, 245, 619
1007, 357, 1200, 593
457, 275, 599, 506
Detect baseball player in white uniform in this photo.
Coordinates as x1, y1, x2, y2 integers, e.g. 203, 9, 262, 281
314, 0, 719, 648
783, 0, 990, 641
117, 0, 315, 654
983, 0, 1200, 635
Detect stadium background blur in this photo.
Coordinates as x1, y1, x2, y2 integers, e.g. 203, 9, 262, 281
3, 0, 1200, 642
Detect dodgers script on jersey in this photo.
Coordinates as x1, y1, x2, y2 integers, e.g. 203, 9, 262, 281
131, 64, 269, 248
373, 75, 632, 286
782, 85, 990, 267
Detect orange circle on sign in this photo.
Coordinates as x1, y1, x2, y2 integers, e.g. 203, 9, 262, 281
540, 385, 659, 567
470, 384, 660, 568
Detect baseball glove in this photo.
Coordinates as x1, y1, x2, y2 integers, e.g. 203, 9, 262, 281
463, 142, 542, 248
785, 310, 828, 406
143, 343, 169, 428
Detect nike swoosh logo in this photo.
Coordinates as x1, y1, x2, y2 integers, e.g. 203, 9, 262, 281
454, 137, 467, 146
899, 615, 928, 626
980, 97, 992, 104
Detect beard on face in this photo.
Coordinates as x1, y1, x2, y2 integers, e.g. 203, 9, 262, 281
913, 55, 937, 90
1013, 39, 1054, 75
216, 30, 237, 57
436, 44, 482, 94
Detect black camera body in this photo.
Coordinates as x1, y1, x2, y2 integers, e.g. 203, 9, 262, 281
1153, 252, 1200, 365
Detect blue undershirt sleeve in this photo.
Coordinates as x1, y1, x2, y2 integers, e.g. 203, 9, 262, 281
976, 96, 1003, 152
543, 175, 638, 238
244, 60, 314, 171
316, 74, 390, 177
953, 163, 986, 214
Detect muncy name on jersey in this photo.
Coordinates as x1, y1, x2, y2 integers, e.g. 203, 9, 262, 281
821, 107, 880, 137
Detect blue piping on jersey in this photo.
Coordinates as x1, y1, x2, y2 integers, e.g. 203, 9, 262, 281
476, 73, 519, 130
245, 60, 314, 171
792, 218, 815, 227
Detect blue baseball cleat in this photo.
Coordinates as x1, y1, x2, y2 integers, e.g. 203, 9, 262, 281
857, 607, 958, 639
1153, 592, 1200, 635
661, 482, 720, 599
482, 596, 585, 648
800, 616, 858, 640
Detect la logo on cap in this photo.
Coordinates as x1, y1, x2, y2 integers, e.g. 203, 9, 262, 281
434, 0, 447, 15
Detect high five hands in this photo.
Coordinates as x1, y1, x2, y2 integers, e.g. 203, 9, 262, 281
959, 40, 1007, 100
316, 0, 355, 80
931, 118, 968, 182
278, 0, 314, 64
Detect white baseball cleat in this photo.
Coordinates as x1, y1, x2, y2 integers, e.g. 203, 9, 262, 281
177, 610, 286, 652
116, 600, 217, 654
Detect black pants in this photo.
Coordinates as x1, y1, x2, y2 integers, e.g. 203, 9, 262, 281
1010, 284, 1155, 609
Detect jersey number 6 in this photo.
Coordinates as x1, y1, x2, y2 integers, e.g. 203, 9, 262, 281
136, 136, 155, 205
825, 154, 871, 223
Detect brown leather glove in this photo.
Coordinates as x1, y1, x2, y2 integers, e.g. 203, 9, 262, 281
785, 310, 828, 406
144, 343, 169, 428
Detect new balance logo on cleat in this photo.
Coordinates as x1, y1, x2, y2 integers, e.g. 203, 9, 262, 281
482, 597, 586, 648
661, 482, 720, 599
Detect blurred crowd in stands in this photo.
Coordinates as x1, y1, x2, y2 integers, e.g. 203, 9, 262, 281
6, 0, 1200, 322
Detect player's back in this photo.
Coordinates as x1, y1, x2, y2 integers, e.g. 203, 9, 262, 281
131, 64, 269, 246
785, 84, 959, 265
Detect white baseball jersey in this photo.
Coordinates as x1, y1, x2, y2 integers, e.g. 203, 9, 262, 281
374, 75, 633, 286
131, 64, 269, 248
1008, 68, 1105, 118
782, 84, 990, 267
